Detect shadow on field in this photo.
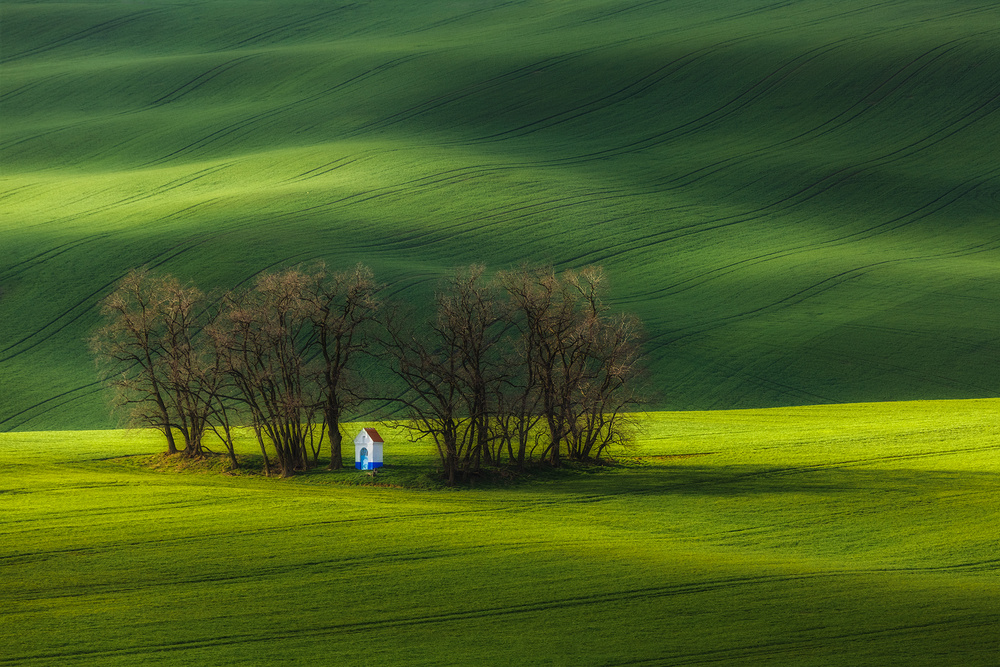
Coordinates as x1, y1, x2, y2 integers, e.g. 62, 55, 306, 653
530, 461, 986, 498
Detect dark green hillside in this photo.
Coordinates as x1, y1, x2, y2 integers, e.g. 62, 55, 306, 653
2, 0, 999, 429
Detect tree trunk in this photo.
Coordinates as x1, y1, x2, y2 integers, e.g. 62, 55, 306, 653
163, 424, 178, 455
253, 426, 271, 476
326, 407, 344, 470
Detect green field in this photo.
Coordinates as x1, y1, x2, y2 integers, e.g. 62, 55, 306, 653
2, 401, 998, 665
3, 4, 1000, 662
2, 0, 999, 430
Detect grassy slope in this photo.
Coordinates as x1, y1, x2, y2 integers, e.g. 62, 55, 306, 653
2, 401, 999, 665
2, 1, 1000, 430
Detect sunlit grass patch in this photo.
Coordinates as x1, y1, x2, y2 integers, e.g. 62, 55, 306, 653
2, 401, 998, 664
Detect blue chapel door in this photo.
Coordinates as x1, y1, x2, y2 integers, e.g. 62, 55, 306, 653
360, 447, 369, 470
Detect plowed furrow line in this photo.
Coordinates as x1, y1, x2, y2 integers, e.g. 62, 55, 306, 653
0, 9, 163, 64
0, 280, 122, 360
147, 56, 255, 108
27, 163, 234, 230
222, 5, 359, 50
504, 10, 915, 149
639, 39, 973, 195
528, 34, 870, 166
0, 235, 110, 284
607, 86, 1000, 267
0, 72, 70, 104
0, 231, 223, 366
346, 52, 586, 138
143, 55, 418, 167
0, 383, 103, 431
0, 573, 856, 664
285, 156, 360, 182
608, 617, 982, 666
0, 506, 546, 565
537, 25, 996, 175
400, 0, 522, 34
0, 183, 40, 203
817, 339, 999, 396
574, 0, 675, 25
650, 267, 880, 347
620, 168, 1000, 301
469, 41, 723, 143
634, 444, 1000, 496
4, 543, 537, 603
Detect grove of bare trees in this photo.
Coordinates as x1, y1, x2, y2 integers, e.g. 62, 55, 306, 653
91, 263, 645, 483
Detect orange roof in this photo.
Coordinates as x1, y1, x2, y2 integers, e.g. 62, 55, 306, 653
363, 427, 383, 443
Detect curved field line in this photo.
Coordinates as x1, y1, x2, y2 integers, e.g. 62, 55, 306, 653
604, 167, 1000, 301
146, 56, 257, 108
607, 617, 985, 666
342, 4, 842, 142
343, 51, 589, 138
220, 4, 361, 50
0, 230, 230, 363
2, 541, 538, 594
629, 37, 979, 196
397, 0, 525, 34
466, 42, 726, 144
284, 156, 361, 182
521, 25, 998, 170
0, 183, 41, 203
336, 25, 988, 241
572, 0, 678, 25
0, 501, 556, 559
0, 234, 113, 284
0, 384, 104, 432
0, 278, 125, 360
572, 78, 1000, 275
460, 14, 906, 148
141, 54, 420, 167
277, 63, 998, 276
0, 8, 165, 65
1, 569, 952, 664
23, 162, 236, 231
646, 234, 1000, 361
0, 71, 71, 104
0, 244, 331, 432
465, 26, 881, 154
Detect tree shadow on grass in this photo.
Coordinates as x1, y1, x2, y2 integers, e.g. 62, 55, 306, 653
525, 458, 991, 499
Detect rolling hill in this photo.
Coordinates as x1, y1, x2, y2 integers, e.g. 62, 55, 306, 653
2, 0, 999, 430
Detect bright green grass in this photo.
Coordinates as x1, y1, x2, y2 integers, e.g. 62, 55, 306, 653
2, 1, 1000, 430
2, 400, 999, 665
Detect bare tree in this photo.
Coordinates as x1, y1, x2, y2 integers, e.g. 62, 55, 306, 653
301, 263, 381, 470
380, 297, 471, 487
214, 269, 316, 477
202, 321, 241, 468
498, 266, 582, 466
91, 269, 229, 459
434, 266, 510, 470
499, 265, 644, 465
92, 263, 644, 481
378, 268, 498, 484
158, 276, 214, 458
565, 310, 644, 461
492, 338, 544, 470
91, 269, 178, 454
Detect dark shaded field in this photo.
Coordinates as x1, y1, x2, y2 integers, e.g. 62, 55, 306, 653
3, 1, 999, 430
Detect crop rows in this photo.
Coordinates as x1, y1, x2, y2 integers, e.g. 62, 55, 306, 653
3, 403, 999, 664
2, 0, 999, 429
